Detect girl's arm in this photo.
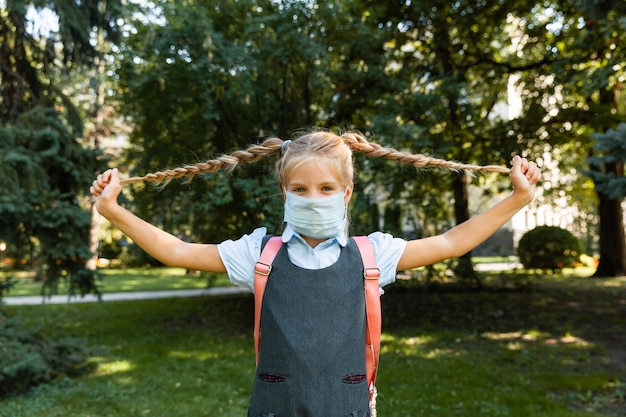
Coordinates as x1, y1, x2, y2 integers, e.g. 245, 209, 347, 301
396, 156, 541, 271
90, 168, 227, 273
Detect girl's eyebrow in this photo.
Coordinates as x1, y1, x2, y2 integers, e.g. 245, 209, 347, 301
287, 177, 340, 186
287, 182, 339, 189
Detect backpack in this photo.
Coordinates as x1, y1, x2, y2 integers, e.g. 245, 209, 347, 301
253, 236, 381, 416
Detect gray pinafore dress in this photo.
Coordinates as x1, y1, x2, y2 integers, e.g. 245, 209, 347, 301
247, 238, 370, 417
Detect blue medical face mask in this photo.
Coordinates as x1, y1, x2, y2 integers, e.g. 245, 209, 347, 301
283, 190, 347, 239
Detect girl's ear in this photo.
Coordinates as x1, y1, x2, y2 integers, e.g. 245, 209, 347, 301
344, 182, 354, 204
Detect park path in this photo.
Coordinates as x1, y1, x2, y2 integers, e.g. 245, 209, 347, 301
3, 262, 520, 306
2, 286, 249, 306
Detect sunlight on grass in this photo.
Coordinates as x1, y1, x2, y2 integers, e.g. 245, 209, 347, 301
483, 331, 526, 340
597, 276, 626, 287
383, 333, 468, 363
168, 350, 221, 361
506, 341, 525, 351
482, 330, 593, 348
92, 359, 135, 375
482, 330, 551, 342
544, 334, 592, 347
381, 333, 444, 357
424, 347, 465, 359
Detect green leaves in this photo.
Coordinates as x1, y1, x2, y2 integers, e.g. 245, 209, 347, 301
586, 123, 626, 200
4, 0, 620, 281
0, 107, 98, 298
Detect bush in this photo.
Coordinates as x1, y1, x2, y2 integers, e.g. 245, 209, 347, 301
99, 239, 123, 259
517, 226, 583, 272
0, 314, 93, 397
0, 275, 16, 302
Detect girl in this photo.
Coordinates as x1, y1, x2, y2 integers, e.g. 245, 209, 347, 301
90, 130, 540, 417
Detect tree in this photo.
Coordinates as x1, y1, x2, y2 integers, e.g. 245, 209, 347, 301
588, 124, 626, 200
586, 124, 626, 276
0, 0, 125, 296
359, 0, 546, 281
110, 0, 623, 279
573, 0, 626, 277
0, 107, 98, 295
116, 0, 285, 245
517, 0, 626, 277
115, 0, 394, 245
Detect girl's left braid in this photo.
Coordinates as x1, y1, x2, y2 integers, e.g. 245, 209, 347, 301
120, 138, 284, 184
340, 132, 511, 174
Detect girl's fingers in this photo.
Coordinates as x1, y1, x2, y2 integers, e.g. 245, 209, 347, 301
511, 156, 541, 185
525, 161, 541, 185
90, 169, 115, 196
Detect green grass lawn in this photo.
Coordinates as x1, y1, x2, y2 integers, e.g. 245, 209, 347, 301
2, 267, 232, 297
1, 274, 625, 416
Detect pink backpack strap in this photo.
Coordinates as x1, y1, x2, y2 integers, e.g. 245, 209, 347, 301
352, 236, 382, 398
253, 236, 283, 365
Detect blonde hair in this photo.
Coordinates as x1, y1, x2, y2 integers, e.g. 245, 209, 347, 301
275, 130, 354, 189
119, 129, 510, 185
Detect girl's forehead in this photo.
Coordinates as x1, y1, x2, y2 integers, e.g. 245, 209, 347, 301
285, 158, 342, 183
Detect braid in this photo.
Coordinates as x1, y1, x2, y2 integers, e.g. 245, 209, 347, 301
120, 138, 284, 185
119, 132, 510, 185
340, 132, 511, 174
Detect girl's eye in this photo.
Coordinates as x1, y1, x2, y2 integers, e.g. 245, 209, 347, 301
293, 187, 305, 193
322, 186, 334, 192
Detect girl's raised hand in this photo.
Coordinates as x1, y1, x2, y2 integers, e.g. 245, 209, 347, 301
509, 155, 541, 204
90, 168, 122, 213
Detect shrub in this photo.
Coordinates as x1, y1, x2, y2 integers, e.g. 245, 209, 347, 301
0, 314, 93, 397
99, 239, 123, 259
517, 226, 583, 272
0, 275, 15, 302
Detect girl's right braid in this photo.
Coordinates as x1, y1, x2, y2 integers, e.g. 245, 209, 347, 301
341, 133, 511, 174
120, 138, 284, 184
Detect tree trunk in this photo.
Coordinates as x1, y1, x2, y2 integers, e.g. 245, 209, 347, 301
451, 173, 478, 282
87, 204, 101, 270
588, 148, 626, 277
592, 191, 626, 277
86, 29, 107, 271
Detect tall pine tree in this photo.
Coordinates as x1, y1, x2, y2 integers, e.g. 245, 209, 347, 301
0, 0, 125, 297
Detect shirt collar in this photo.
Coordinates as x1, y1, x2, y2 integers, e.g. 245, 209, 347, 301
281, 223, 348, 247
